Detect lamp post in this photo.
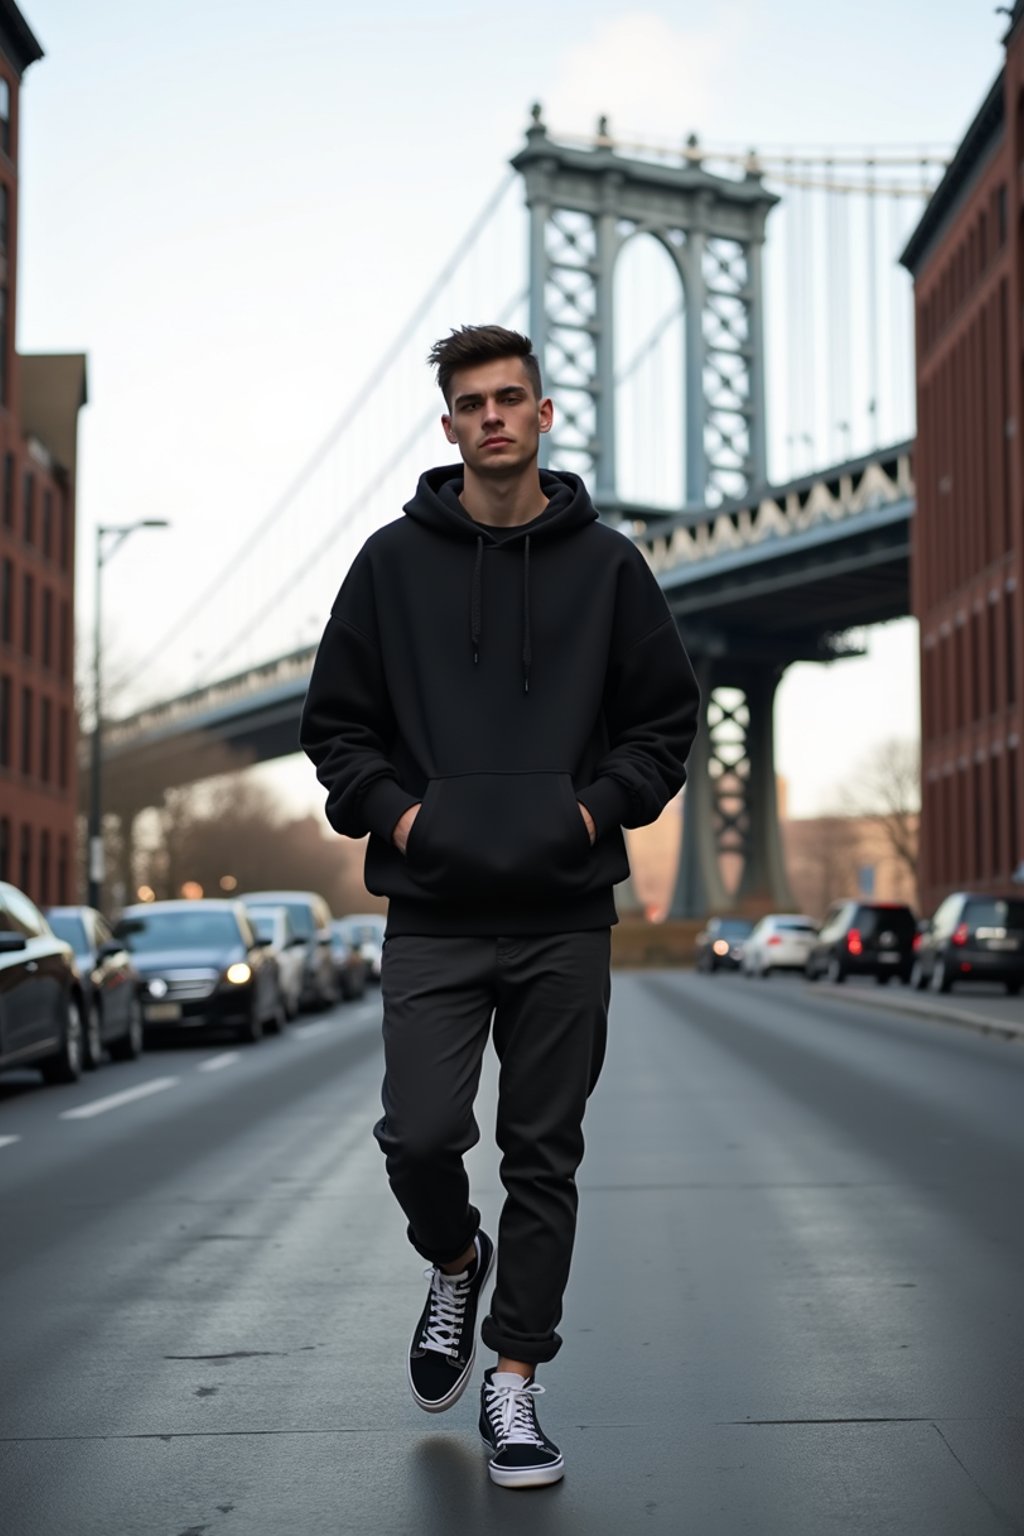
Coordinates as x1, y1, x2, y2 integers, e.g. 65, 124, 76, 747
88, 519, 169, 911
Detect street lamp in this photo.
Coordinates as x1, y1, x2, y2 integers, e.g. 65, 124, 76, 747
88, 519, 169, 911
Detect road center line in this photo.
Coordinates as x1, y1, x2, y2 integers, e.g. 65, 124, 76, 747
59, 1077, 179, 1120
0, 1135, 21, 1150
292, 1021, 330, 1040
198, 1052, 240, 1073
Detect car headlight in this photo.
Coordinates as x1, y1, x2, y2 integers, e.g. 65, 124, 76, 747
225, 963, 252, 985
148, 978, 169, 998
712, 939, 729, 956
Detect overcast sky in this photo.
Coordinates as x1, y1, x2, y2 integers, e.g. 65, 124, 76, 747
14, 0, 1006, 818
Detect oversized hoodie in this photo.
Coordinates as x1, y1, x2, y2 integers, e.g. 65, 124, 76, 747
299, 464, 700, 935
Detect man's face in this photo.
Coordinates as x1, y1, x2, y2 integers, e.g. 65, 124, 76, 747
441, 356, 553, 476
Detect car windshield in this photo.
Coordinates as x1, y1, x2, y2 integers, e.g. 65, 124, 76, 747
247, 911, 279, 942
250, 901, 314, 938
117, 910, 241, 951
717, 919, 753, 938
47, 913, 88, 951
774, 918, 817, 932
963, 897, 1024, 929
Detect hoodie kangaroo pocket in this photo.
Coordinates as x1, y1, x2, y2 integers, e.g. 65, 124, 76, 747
406, 772, 591, 901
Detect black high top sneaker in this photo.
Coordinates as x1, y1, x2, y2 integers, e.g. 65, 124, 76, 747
479, 1367, 565, 1488
407, 1230, 495, 1412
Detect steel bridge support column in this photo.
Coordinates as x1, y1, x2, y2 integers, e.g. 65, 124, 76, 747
670, 657, 728, 917
734, 664, 793, 907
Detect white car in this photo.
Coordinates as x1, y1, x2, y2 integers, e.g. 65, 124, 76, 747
244, 904, 305, 1018
337, 913, 386, 983
741, 914, 819, 978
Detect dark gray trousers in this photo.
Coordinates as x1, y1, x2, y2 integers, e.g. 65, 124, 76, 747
374, 931, 610, 1364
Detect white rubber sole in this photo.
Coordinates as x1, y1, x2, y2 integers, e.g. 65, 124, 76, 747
482, 1441, 565, 1488
407, 1241, 496, 1413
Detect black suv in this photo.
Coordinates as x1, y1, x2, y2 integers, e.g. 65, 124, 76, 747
911, 892, 1024, 996
805, 900, 917, 985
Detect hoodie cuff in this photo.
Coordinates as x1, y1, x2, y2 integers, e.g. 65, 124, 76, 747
575, 777, 630, 839
361, 779, 421, 845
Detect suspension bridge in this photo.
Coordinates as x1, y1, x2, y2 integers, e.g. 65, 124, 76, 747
99, 109, 948, 917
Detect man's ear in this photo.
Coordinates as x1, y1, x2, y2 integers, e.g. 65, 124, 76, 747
538, 396, 554, 435
441, 413, 457, 444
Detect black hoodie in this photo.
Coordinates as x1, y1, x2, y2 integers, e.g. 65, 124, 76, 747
299, 464, 700, 935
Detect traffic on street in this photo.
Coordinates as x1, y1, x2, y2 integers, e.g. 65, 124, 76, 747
2, 968, 1022, 1534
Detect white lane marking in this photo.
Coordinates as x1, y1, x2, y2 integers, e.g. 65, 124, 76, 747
59, 1077, 179, 1121
292, 1021, 330, 1040
198, 1052, 240, 1073
0, 1135, 21, 1150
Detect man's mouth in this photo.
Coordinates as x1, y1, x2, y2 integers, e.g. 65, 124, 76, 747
482, 436, 512, 447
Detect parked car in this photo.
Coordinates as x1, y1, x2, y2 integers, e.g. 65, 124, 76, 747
241, 890, 338, 1010
115, 899, 285, 1043
0, 881, 85, 1084
243, 903, 305, 1019
328, 920, 369, 1000
741, 914, 819, 978
695, 916, 754, 973
805, 900, 917, 985
45, 905, 144, 1067
910, 892, 1024, 995
333, 913, 385, 983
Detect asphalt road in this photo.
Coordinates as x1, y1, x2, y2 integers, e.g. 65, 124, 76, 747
1, 971, 1022, 1536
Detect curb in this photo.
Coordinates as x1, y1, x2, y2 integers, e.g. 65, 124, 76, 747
810, 982, 1024, 1044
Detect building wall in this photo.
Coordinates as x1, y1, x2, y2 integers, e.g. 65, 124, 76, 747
911, 44, 1024, 914
0, 19, 78, 906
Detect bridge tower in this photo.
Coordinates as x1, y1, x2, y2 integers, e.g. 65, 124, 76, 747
512, 110, 788, 916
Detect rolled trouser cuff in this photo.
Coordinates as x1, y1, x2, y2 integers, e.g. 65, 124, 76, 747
405, 1211, 482, 1269
480, 1313, 563, 1365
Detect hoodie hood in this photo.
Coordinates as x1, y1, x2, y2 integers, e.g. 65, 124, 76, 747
402, 463, 599, 545
402, 464, 598, 693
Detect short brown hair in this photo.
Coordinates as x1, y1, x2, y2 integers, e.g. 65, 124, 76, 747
428, 325, 543, 407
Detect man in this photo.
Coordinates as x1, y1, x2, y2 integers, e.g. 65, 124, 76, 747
300, 325, 699, 1489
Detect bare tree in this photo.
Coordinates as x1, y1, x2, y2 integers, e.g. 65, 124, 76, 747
839, 737, 920, 882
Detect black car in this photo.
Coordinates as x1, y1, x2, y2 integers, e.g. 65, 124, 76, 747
695, 916, 754, 973
242, 890, 338, 1010
45, 905, 144, 1068
805, 900, 917, 984
115, 899, 285, 1043
911, 892, 1024, 995
0, 880, 85, 1084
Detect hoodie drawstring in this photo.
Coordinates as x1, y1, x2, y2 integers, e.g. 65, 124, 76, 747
522, 535, 532, 695
470, 535, 483, 664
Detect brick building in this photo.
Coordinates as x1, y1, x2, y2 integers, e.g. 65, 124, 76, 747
0, 1, 87, 904
901, 8, 1024, 914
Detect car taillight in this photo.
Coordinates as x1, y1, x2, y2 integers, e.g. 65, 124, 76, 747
767, 936, 782, 946
912, 933, 922, 951
847, 929, 863, 956
951, 923, 969, 947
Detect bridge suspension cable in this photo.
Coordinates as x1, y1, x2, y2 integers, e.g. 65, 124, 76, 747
109, 172, 520, 705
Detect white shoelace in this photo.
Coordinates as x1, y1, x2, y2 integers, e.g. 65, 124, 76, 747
484, 1378, 548, 1449
418, 1265, 471, 1357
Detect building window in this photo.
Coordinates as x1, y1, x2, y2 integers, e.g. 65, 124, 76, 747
0, 671, 9, 766
42, 488, 53, 559
0, 78, 9, 158
19, 822, 31, 894
40, 695, 51, 783
0, 815, 8, 880
59, 599, 69, 679
21, 570, 32, 656
990, 755, 1002, 878
2, 452, 12, 527
970, 611, 982, 722
997, 183, 1008, 246
39, 828, 50, 905
0, 182, 7, 257
42, 587, 52, 668
57, 833, 68, 903
22, 471, 33, 544
58, 705, 68, 788
1010, 746, 1020, 875
59, 487, 70, 570
0, 285, 5, 409
20, 683, 31, 773
1008, 599, 1018, 706
1, 554, 11, 643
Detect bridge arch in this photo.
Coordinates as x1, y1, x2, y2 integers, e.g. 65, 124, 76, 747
613, 227, 686, 510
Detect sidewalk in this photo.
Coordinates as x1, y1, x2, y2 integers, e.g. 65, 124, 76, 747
810, 973, 1024, 1041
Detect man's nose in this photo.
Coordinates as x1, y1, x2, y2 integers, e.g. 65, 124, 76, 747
482, 400, 504, 426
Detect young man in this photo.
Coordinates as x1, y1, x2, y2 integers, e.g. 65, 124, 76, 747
300, 325, 699, 1489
